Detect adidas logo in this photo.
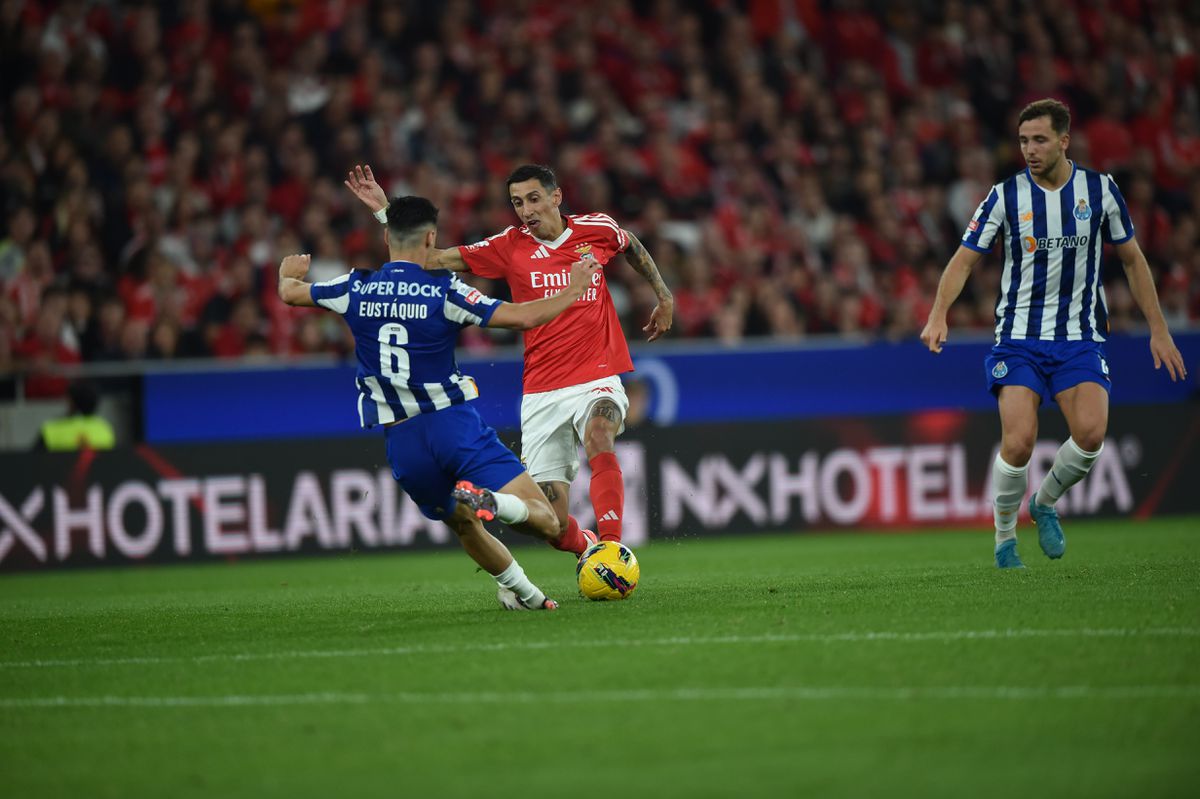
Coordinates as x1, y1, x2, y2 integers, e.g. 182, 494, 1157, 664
531, 245, 551, 259
599, 510, 619, 522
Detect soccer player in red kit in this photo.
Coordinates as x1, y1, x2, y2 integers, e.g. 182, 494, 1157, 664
346, 163, 674, 555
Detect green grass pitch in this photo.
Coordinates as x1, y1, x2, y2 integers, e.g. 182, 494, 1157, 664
2, 518, 1198, 798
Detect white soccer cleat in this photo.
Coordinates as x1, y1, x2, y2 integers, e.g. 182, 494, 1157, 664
497, 587, 558, 610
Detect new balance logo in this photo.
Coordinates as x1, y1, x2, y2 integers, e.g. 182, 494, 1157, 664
599, 510, 619, 522
531, 245, 551, 259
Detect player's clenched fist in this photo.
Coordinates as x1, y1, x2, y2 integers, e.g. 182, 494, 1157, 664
567, 254, 600, 295
279, 253, 311, 278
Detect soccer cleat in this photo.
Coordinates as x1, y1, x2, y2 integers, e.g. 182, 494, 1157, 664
580, 528, 598, 554
995, 538, 1025, 569
1028, 496, 1066, 559
497, 587, 558, 611
453, 481, 497, 521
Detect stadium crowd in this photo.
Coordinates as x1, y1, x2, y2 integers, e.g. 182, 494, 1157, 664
1, 0, 1198, 396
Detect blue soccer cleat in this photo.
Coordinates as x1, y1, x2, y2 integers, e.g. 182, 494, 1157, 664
1028, 496, 1066, 559
995, 538, 1025, 569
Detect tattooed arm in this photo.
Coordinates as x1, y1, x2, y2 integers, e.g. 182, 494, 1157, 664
622, 230, 674, 341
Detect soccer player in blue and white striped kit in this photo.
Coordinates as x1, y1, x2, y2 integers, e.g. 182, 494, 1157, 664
278, 196, 599, 607
921, 98, 1187, 568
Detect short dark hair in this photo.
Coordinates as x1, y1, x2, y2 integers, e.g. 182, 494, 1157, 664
506, 164, 558, 192
1018, 98, 1071, 135
385, 196, 439, 245
68, 381, 100, 415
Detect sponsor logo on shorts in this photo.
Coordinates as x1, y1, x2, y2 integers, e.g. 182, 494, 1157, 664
992, 361, 1009, 379
1099, 356, 1110, 377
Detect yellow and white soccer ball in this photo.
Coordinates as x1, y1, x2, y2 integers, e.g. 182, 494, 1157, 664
576, 541, 640, 601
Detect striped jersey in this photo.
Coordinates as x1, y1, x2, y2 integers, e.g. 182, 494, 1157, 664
310, 261, 501, 427
458, 213, 634, 393
961, 163, 1135, 342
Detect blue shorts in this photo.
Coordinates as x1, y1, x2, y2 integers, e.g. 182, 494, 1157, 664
383, 403, 524, 520
985, 339, 1111, 404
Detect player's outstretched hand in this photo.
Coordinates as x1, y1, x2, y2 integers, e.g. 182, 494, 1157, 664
344, 164, 388, 213
279, 253, 311, 278
643, 298, 674, 342
920, 317, 948, 353
569, 254, 600, 295
1150, 329, 1188, 382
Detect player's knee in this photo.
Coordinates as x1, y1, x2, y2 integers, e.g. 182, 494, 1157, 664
1002, 433, 1035, 466
1073, 428, 1105, 453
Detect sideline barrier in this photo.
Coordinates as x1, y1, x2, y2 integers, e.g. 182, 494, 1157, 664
141, 332, 1200, 443
2, 402, 1196, 571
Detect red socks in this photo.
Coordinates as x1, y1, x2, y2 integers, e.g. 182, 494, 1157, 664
544, 452, 624, 551
589, 451, 624, 542
549, 515, 588, 555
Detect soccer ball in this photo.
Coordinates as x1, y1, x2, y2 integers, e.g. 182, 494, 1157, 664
576, 541, 640, 601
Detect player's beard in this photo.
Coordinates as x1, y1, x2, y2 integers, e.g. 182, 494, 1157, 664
1031, 148, 1063, 178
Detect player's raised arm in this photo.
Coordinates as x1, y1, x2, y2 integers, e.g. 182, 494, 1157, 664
920, 245, 985, 353
344, 164, 388, 213
277, 254, 317, 307
621, 230, 674, 341
1114, 238, 1187, 381
346, 164, 469, 273
488, 257, 600, 331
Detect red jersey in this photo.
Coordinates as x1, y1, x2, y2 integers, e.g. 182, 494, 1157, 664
459, 213, 634, 394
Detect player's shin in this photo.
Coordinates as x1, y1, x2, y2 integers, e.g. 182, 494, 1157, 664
1035, 438, 1102, 508
547, 514, 590, 555
588, 451, 624, 542
992, 454, 1028, 545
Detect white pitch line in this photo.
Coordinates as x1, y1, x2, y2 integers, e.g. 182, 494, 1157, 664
3, 684, 1200, 710
1, 627, 1197, 670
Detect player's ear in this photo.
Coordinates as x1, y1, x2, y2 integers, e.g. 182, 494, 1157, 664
552, 187, 562, 207
425, 228, 436, 249
1061, 131, 1070, 153
383, 228, 390, 249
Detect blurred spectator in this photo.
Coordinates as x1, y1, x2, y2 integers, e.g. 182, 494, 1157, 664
13, 285, 80, 397
0, 206, 36, 285
0, 0, 1196, 387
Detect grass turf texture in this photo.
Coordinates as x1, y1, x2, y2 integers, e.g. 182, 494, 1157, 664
1, 518, 1198, 799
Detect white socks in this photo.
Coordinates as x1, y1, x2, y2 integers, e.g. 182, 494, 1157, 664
992, 454, 1028, 545
1035, 438, 1102, 508
492, 491, 530, 525
494, 559, 544, 608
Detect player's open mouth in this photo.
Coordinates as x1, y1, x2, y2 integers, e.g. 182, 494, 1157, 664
526, 219, 539, 228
